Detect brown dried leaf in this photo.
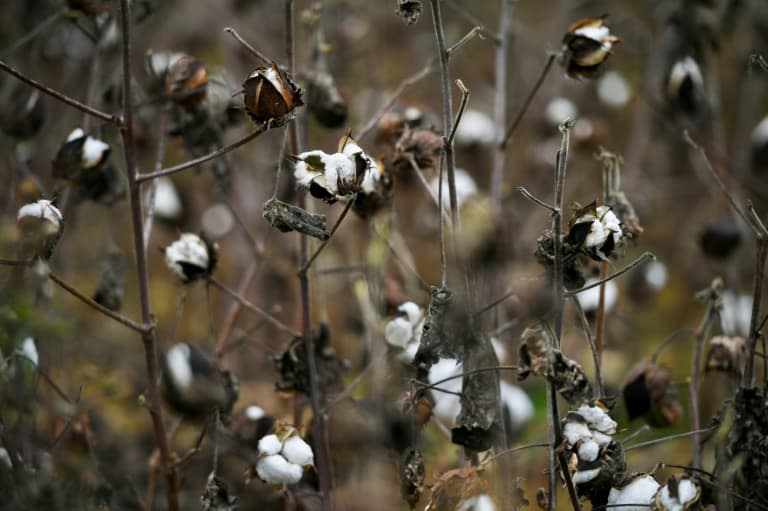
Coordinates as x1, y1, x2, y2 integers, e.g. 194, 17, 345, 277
425, 466, 486, 511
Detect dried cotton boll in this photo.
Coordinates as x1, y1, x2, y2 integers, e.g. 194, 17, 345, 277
567, 204, 623, 260
455, 110, 497, 148
561, 17, 619, 79
243, 63, 303, 124
597, 71, 631, 108
705, 335, 746, 375
164, 233, 217, 282
608, 474, 660, 511
17, 199, 63, 260
256, 454, 303, 485
576, 404, 617, 434
145, 50, 186, 90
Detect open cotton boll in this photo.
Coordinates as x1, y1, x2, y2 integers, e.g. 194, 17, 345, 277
563, 421, 593, 446
398, 301, 423, 326
256, 454, 303, 485
321, 152, 358, 195
545, 97, 577, 126
573, 467, 602, 485
578, 440, 600, 462
577, 405, 617, 434
258, 434, 284, 456
576, 278, 618, 313
455, 110, 497, 147
429, 358, 463, 424
153, 177, 183, 221
281, 435, 314, 466
608, 474, 660, 511
17, 337, 38, 366
597, 71, 631, 109
644, 261, 668, 291
18, 200, 63, 233
720, 291, 752, 337
245, 405, 265, 421
165, 343, 193, 389
164, 233, 211, 282
592, 431, 613, 447
655, 478, 699, 511
385, 317, 414, 350
669, 57, 704, 91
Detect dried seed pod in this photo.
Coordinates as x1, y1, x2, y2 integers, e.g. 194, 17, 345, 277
306, 70, 347, 128
1, 86, 45, 139
699, 217, 741, 259
161, 342, 238, 420
164, 55, 208, 109
274, 324, 348, 401
622, 359, 682, 427
705, 335, 745, 375
394, 126, 443, 175
413, 286, 471, 376
396, 0, 422, 25
262, 197, 330, 240
243, 63, 303, 124
400, 448, 425, 509
164, 233, 218, 283
561, 17, 619, 79
535, 228, 587, 290
92, 244, 125, 311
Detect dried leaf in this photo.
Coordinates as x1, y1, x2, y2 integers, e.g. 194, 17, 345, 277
425, 466, 486, 511
413, 286, 472, 376
622, 359, 681, 427
263, 197, 330, 240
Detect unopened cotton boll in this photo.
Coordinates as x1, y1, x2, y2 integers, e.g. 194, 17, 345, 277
256, 454, 304, 485
258, 434, 283, 456
608, 474, 660, 511
455, 110, 497, 147
281, 435, 314, 466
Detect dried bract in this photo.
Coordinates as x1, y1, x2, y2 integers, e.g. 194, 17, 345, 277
262, 197, 330, 241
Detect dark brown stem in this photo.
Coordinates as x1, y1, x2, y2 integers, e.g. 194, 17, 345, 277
564, 252, 655, 297
48, 270, 150, 334
298, 197, 355, 277
0, 57, 119, 125
117, 1, 178, 509
137, 120, 289, 182
499, 54, 556, 150
744, 238, 768, 387
690, 294, 719, 469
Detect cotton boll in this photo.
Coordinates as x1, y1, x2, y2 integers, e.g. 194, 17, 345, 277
164, 233, 213, 282
0, 448, 10, 469
245, 405, 265, 421
18, 199, 63, 234
577, 405, 617, 434
430, 168, 478, 211
321, 152, 357, 195
398, 301, 423, 326
385, 317, 413, 350
428, 358, 463, 425
655, 478, 700, 511
258, 434, 284, 456
256, 454, 303, 485
592, 431, 613, 447
545, 97, 578, 127
563, 421, 593, 446
165, 343, 193, 390
455, 110, 497, 147
578, 440, 600, 462
644, 261, 668, 291
153, 177, 183, 221
584, 219, 607, 248
17, 337, 39, 366
572, 467, 601, 484
281, 435, 314, 466
608, 474, 660, 511
720, 292, 751, 337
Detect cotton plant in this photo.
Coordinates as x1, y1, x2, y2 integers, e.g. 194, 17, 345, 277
255, 427, 314, 486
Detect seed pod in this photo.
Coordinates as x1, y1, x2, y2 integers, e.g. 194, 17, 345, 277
566, 202, 623, 261
561, 17, 619, 79
243, 63, 303, 124
653, 475, 701, 511
164, 55, 208, 109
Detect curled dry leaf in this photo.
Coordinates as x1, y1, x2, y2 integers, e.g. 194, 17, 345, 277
622, 359, 682, 428
425, 466, 486, 511
262, 197, 330, 241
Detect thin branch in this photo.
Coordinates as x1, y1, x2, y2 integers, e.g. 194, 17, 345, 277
405, 154, 451, 223
624, 426, 717, 451
446, 79, 470, 147
2, 11, 62, 58
373, 228, 431, 291
356, 61, 437, 142
490, 0, 514, 206
552, 120, 574, 342
516, 186, 557, 213
412, 365, 518, 392
137, 118, 291, 182
480, 442, 550, 467
118, 1, 178, 509
683, 130, 768, 238
215, 260, 259, 357
224, 26, 272, 64
744, 238, 768, 387
565, 252, 656, 297
571, 296, 604, 400
298, 197, 355, 277
499, 53, 557, 150
651, 328, 696, 363
690, 294, 718, 469
48, 270, 151, 334
445, 26, 493, 57
0, 58, 119, 125
620, 425, 650, 445
474, 288, 519, 316
207, 277, 299, 337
